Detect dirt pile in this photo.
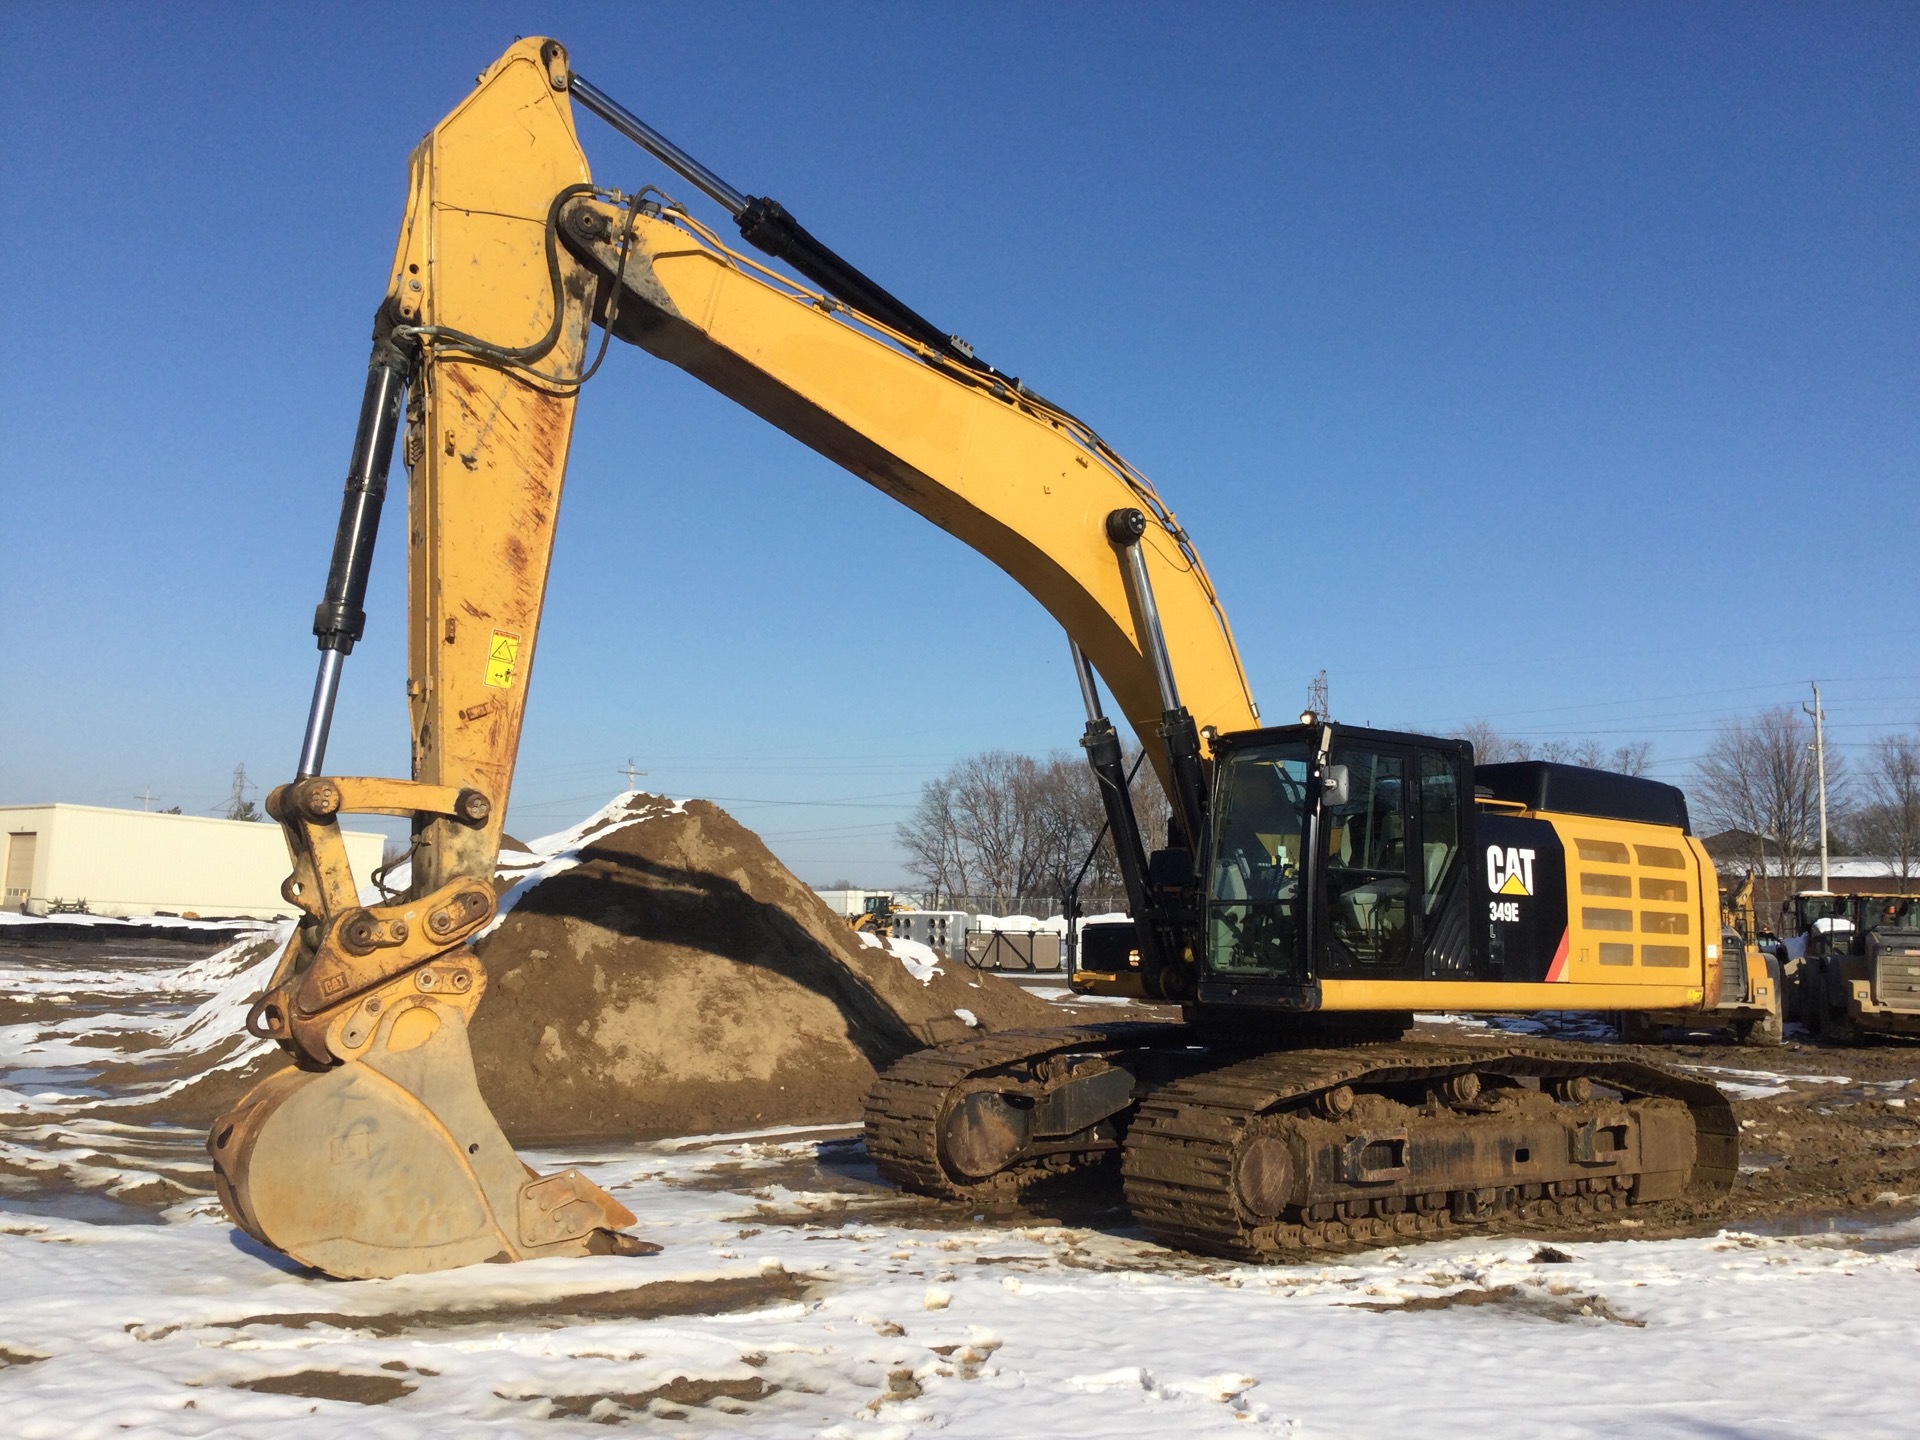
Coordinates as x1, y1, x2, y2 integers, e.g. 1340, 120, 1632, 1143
467, 795, 1056, 1142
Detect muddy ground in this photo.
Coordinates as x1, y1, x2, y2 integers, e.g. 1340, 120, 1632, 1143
1, 927, 1915, 1244
1576, 1027, 1920, 1230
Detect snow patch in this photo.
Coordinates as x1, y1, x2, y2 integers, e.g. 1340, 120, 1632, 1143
883, 936, 946, 985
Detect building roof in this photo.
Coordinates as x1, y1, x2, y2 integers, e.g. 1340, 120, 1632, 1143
0, 802, 381, 839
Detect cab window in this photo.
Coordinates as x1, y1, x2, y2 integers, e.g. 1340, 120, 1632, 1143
1325, 749, 1413, 970
1206, 744, 1310, 978
1418, 750, 1460, 915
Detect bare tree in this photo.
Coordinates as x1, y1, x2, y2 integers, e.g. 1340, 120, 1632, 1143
948, 751, 1048, 906
1453, 723, 1653, 776
1691, 706, 1841, 892
899, 747, 1170, 911
1032, 749, 1169, 910
1453, 720, 1525, 764
1853, 732, 1920, 890
897, 774, 967, 906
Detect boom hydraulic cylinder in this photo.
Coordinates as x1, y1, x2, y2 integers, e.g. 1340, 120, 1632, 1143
1107, 508, 1210, 864
1070, 641, 1167, 973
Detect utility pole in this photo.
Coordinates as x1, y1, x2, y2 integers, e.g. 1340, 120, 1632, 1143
1805, 682, 1830, 890
134, 786, 158, 811
619, 758, 648, 793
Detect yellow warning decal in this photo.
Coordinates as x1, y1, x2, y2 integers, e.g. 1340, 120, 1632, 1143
484, 630, 520, 689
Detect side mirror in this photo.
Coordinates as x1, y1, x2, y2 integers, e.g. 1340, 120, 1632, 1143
1322, 764, 1350, 808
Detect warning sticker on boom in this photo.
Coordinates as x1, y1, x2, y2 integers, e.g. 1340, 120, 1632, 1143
484, 630, 521, 689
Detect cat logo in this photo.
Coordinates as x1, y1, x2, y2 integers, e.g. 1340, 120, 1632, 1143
1486, 845, 1536, 897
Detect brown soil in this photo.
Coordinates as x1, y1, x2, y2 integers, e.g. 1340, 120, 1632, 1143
182, 1271, 814, 1338
467, 796, 1054, 1142
536, 1375, 775, 1419
231, 1370, 416, 1405
85, 934, 289, 1130
1350, 1284, 1646, 1325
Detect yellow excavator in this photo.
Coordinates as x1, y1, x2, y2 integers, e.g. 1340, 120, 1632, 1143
211, 39, 1736, 1277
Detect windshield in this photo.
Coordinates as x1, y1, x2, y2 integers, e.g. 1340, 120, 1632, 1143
1860, 897, 1920, 932
1206, 743, 1310, 979
1795, 894, 1847, 931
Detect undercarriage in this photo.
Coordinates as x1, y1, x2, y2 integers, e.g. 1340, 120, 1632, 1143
865, 1024, 1737, 1260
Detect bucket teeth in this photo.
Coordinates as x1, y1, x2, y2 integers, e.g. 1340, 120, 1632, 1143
209, 992, 649, 1279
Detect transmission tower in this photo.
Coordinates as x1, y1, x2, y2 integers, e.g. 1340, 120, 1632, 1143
225, 763, 259, 820
1303, 669, 1330, 723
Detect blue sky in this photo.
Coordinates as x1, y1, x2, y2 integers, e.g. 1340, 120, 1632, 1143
3, 3, 1915, 883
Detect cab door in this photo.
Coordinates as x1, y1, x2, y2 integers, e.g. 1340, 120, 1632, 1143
1320, 744, 1417, 977
1319, 742, 1464, 980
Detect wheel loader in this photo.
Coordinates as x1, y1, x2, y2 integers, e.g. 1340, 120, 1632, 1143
210, 38, 1737, 1277
1797, 894, 1920, 1041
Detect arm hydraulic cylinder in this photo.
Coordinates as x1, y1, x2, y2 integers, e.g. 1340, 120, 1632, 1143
296, 317, 412, 777
568, 71, 986, 372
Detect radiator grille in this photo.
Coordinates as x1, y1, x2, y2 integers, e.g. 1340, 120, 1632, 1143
1872, 934, 1920, 1012
1718, 949, 1748, 1006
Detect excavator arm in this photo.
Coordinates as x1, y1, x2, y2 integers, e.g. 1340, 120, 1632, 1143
211, 38, 1258, 1278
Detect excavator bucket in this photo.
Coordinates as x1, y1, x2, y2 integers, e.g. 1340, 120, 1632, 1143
210, 983, 648, 1280
208, 778, 655, 1279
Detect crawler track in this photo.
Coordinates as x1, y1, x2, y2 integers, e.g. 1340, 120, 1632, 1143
1122, 1040, 1737, 1260
863, 1023, 1181, 1201
866, 1028, 1737, 1260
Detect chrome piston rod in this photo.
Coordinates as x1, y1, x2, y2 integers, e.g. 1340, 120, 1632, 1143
297, 328, 411, 778
567, 72, 750, 218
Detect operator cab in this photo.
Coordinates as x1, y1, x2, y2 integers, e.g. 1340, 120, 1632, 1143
1199, 723, 1468, 1003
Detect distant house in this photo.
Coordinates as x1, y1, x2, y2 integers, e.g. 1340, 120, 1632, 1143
1, 804, 385, 920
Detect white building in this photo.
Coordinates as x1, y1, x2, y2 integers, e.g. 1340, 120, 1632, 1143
1, 804, 385, 920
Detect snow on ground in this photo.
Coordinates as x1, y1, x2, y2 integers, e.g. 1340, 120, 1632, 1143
0, 912, 271, 933
6, 1128, 1920, 1438
1, 926, 289, 1115
1417, 1009, 1622, 1044
6, 948, 1920, 1435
